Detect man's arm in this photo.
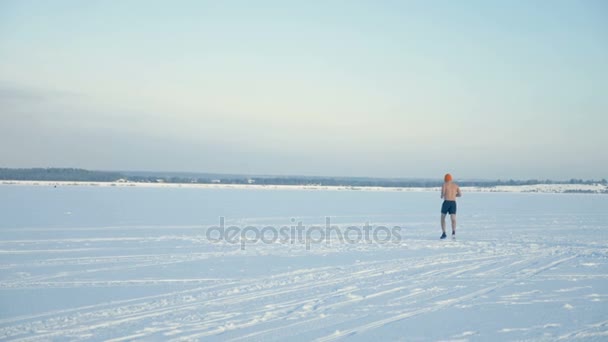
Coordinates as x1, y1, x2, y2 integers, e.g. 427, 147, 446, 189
456, 185, 462, 197
441, 184, 445, 199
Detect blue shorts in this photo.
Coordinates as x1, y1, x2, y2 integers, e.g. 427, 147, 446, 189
441, 200, 457, 215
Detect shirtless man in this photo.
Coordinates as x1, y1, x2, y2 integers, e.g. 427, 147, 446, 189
440, 173, 461, 239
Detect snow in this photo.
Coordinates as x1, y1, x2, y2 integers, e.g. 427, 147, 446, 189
0, 185, 607, 341
2, 180, 607, 194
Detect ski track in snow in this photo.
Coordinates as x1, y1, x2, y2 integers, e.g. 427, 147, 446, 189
1, 237, 606, 341
1, 192, 607, 341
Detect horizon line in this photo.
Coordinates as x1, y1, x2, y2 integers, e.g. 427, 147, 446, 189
0, 166, 605, 183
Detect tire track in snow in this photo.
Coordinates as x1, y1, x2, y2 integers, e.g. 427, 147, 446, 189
314, 255, 576, 342
158, 256, 513, 340
0, 252, 509, 341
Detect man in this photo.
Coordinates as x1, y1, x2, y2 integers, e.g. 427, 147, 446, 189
440, 173, 461, 239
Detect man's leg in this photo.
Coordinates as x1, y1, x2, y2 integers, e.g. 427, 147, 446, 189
441, 214, 446, 234
450, 214, 456, 234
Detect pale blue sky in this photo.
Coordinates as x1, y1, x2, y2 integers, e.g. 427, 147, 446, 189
1, 1, 606, 179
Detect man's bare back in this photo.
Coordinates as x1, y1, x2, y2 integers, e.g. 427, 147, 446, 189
441, 182, 461, 201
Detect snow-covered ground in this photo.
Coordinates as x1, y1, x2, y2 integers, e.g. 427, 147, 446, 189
0, 185, 607, 341
2, 180, 607, 194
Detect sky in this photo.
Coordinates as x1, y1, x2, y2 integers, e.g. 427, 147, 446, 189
1, 0, 607, 180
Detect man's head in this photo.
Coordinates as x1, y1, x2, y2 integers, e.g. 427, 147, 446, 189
444, 173, 453, 182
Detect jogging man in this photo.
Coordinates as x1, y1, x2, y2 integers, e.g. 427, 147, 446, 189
440, 173, 461, 239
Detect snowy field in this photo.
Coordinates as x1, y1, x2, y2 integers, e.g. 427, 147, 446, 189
1, 185, 607, 341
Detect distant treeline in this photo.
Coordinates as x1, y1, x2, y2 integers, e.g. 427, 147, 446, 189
0, 168, 124, 182
1, 168, 606, 188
